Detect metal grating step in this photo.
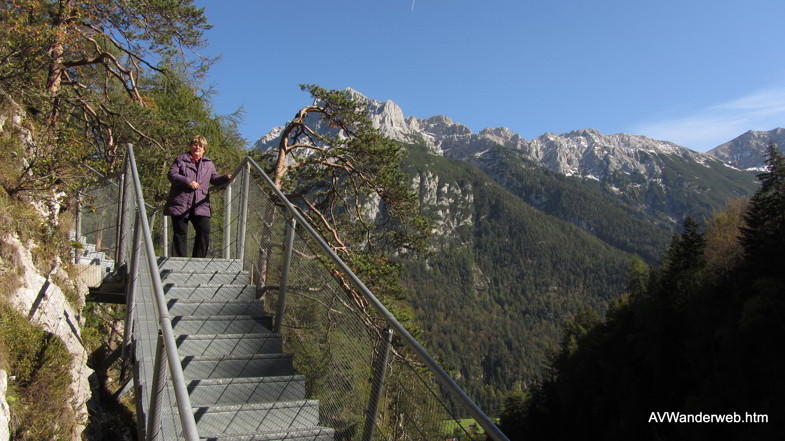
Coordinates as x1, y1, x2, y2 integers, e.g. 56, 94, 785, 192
192, 400, 321, 435
164, 284, 257, 301
176, 333, 283, 357
171, 315, 273, 335
158, 257, 244, 272
181, 353, 295, 379
200, 426, 335, 441
168, 299, 264, 316
161, 270, 251, 286
178, 375, 307, 406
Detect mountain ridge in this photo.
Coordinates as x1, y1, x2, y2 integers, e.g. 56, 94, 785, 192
255, 88, 774, 174
254, 88, 759, 224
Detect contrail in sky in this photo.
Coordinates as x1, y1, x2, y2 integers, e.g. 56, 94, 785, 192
411, 0, 416, 11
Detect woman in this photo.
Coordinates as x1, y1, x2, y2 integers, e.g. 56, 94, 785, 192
164, 135, 232, 258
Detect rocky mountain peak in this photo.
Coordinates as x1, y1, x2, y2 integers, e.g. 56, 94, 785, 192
708, 128, 785, 171
254, 88, 771, 178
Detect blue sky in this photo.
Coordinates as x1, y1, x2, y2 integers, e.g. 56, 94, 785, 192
196, 1, 785, 152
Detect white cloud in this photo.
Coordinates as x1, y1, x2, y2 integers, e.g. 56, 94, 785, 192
632, 85, 785, 152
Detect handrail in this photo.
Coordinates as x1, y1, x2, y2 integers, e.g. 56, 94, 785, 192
126, 146, 200, 441
130, 152, 508, 441
240, 156, 510, 441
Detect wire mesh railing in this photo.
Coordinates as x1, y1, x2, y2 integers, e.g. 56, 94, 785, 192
76, 175, 122, 267
198, 158, 509, 441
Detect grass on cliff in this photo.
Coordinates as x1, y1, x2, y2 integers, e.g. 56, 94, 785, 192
0, 299, 77, 441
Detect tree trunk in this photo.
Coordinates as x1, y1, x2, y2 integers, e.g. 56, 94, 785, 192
46, 0, 72, 126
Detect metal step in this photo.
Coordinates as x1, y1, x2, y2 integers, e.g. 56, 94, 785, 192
179, 376, 306, 406
200, 426, 335, 441
79, 256, 114, 267
168, 299, 264, 316
176, 333, 283, 357
87, 281, 126, 304
171, 315, 273, 335
158, 257, 244, 272
192, 400, 320, 435
160, 270, 251, 286
86, 291, 126, 304
181, 353, 294, 379
164, 284, 257, 301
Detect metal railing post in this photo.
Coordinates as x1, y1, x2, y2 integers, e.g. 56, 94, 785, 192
237, 162, 250, 263
162, 214, 168, 257
362, 327, 393, 441
146, 333, 167, 441
274, 217, 296, 334
123, 211, 142, 359
117, 155, 132, 274
73, 193, 82, 264
114, 169, 125, 263
223, 184, 232, 259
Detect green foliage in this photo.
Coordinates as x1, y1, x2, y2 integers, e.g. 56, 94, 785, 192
257, 85, 429, 342
0, 0, 228, 204
626, 256, 648, 298
129, 64, 246, 204
0, 300, 76, 441
264, 84, 429, 257
509, 146, 785, 440
499, 390, 527, 441
704, 198, 747, 280
741, 143, 785, 279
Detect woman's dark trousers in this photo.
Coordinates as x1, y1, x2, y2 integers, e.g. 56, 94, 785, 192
171, 214, 211, 258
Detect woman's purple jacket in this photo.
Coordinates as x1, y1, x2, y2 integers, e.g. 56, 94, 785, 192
164, 153, 230, 217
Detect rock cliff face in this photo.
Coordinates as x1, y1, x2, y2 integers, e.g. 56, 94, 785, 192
412, 170, 473, 241
0, 89, 92, 441
708, 128, 785, 171
2, 235, 93, 441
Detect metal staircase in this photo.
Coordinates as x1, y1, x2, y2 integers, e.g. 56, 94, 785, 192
154, 256, 334, 440
76, 145, 509, 441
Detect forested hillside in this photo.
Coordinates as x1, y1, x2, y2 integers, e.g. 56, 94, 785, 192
398, 138, 760, 415
501, 145, 785, 440
466, 146, 673, 263
399, 143, 636, 412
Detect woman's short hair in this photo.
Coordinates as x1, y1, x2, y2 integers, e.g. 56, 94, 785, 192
191, 135, 208, 150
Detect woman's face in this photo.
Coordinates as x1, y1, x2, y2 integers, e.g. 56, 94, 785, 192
190, 141, 205, 159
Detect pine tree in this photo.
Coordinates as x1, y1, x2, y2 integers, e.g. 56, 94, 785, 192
256, 84, 430, 334
741, 143, 785, 280
659, 217, 706, 309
